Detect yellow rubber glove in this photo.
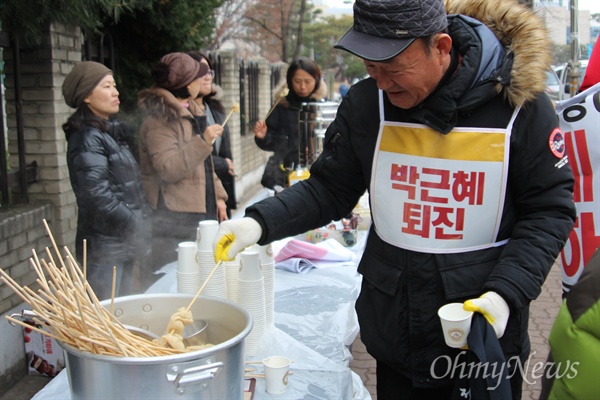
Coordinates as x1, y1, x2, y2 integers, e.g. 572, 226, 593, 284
463, 291, 510, 338
213, 218, 262, 262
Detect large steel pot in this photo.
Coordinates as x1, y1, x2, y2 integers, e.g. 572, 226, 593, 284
58, 294, 252, 400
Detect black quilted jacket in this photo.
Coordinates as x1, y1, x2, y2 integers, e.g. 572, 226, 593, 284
67, 121, 151, 266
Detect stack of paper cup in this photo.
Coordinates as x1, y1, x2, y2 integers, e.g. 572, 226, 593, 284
252, 243, 275, 329
196, 252, 227, 299
196, 220, 227, 299
224, 254, 240, 303
196, 220, 220, 251
177, 241, 201, 294
238, 249, 266, 356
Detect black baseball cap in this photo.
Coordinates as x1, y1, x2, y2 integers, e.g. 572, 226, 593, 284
334, 0, 448, 62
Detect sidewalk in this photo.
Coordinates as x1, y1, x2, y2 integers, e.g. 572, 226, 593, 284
348, 259, 564, 400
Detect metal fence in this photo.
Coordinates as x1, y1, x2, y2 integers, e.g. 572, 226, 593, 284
208, 53, 222, 86
271, 64, 282, 94
0, 31, 37, 206
245, 60, 260, 136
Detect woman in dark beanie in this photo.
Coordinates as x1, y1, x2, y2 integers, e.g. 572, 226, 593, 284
253, 57, 327, 190
186, 51, 237, 218
62, 61, 152, 300
138, 52, 228, 271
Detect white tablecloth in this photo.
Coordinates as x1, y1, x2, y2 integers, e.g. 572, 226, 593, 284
33, 233, 371, 400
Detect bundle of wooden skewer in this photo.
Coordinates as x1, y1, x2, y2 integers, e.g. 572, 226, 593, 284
0, 220, 187, 357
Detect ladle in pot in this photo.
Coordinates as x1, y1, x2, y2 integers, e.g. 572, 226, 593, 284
182, 319, 208, 347
124, 325, 161, 341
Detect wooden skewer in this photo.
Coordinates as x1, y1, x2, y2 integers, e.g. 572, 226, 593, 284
6, 316, 74, 344
244, 372, 295, 379
110, 266, 117, 315
30, 249, 47, 289
264, 88, 289, 120
185, 260, 223, 313
2, 220, 214, 357
43, 248, 58, 283
43, 219, 68, 272
90, 302, 128, 355
221, 110, 234, 127
221, 102, 239, 127
83, 239, 87, 279
264, 97, 283, 120
244, 374, 265, 378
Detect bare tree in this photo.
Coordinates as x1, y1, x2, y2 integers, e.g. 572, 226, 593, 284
209, 0, 252, 50
242, 0, 309, 62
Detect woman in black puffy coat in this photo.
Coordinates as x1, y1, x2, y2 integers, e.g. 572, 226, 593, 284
62, 61, 152, 300
253, 58, 327, 189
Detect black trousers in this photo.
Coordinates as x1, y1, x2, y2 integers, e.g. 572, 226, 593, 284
376, 359, 524, 400
376, 361, 454, 400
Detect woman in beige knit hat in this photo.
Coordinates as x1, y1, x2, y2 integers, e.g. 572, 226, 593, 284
137, 52, 228, 271
62, 61, 152, 300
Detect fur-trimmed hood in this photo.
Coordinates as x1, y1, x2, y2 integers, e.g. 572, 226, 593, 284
271, 78, 329, 108
445, 0, 552, 107
137, 86, 198, 123
202, 84, 227, 115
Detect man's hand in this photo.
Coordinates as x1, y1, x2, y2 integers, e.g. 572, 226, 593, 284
214, 218, 262, 262
463, 291, 510, 338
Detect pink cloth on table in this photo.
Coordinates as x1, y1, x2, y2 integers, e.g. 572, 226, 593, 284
274, 239, 354, 263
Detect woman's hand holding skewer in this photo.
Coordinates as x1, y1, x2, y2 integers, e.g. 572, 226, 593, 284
221, 102, 239, 127
204, 124, 223, 145
253, 121, 267, 139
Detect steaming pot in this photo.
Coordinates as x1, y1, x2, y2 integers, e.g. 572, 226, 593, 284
58, 294, 252, 400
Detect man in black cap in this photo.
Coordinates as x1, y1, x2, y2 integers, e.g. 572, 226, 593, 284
213, 0, 576, 398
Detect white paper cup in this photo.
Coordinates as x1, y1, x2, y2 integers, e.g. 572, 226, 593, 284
263, 356, 292, 394
197, 220, 219, 251
438, 303, 473, 348
239, 250, 262, 281
251, 243, 275, 265
177, 242, 198, 273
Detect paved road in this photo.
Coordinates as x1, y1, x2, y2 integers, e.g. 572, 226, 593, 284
349, 259, 564, 400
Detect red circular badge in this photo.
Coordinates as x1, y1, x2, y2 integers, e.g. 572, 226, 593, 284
548, 128, 565, 159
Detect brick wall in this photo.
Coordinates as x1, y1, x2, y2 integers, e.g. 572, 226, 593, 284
0, 203, 52, 315
0, 23, 82, 389
3, 23, 81, 251
0, 202, 52, 390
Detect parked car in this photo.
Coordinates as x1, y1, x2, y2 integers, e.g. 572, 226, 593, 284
553, 59, 589, 100
545, 69, 561, 102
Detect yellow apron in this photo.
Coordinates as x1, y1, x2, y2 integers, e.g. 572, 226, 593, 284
371, 91, 519, 253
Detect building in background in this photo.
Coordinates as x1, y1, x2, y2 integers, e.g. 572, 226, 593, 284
536, 2, 593, 47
